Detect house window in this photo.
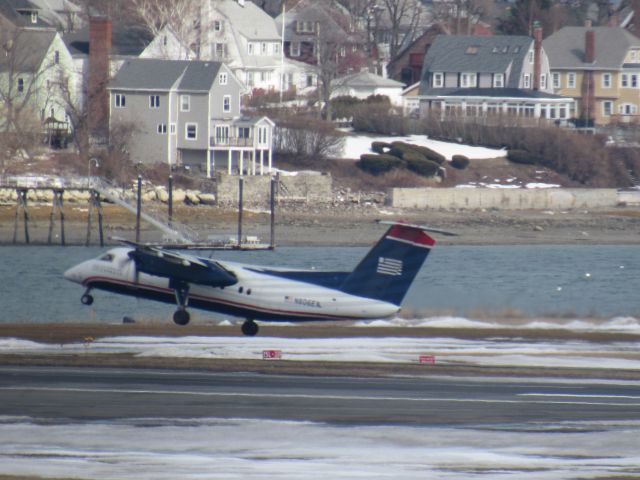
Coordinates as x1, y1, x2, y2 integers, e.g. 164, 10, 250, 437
460, 72, 477, 88
602, 73, 611, 88
54, 50, 59, 64
528, 50, 534, 63
115, 93, 126, 108
262, 42, 267, 54
31, 11, 37, 23
149, 95, 160, 108
248, 42, 254, 55
246, 71, 254, 86
214, 20, 223, 32
214, 43, 227, 58
257, 126, 268, 145
567, 72, 576, 88
185, 123, 197, 140
291, 42, 300, 56
180, 94, 190, 111
274, 43, 280, 55
603, 101, 613, 116
619, 103, 637, 115
493, 73, 504, 88
260, 71, 271, 82
17, 78, 24, 93
215, 125, 229, 144
523, 73, 530, 89
631, 50, 637, 62
540, 74, 547, 90
306, 74, 315, 87
633, 74, 638, 88
157, 123, 167, 134
223, 95, 231, 112
552, 72, 560, 88
621, 73, 629, 88
238, 127, 250, 138
219, 72, 228, 85
433, 72, 443, 88
340, 46, 346, 57
170, 123, 176, 134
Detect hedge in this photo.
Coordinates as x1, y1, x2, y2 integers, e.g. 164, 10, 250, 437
405, 158, 441, 177
450, 155, 470, 169
391, 141, 446, 164
371, 141, 392, 154
356, 153, 405, 175
507, 149, 539, 165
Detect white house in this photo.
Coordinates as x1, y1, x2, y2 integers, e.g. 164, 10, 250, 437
332, 71, 405, 106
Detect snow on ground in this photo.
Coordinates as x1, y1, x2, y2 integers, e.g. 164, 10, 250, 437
2, 316, 639, 370
1, 416, 639, 479
340, 134, 507, 161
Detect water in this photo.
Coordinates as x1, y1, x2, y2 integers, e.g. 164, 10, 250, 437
0, 244, 639, 323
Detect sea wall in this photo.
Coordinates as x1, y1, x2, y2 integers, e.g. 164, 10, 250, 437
388, 187, 621, 210
215, 172, 333, 206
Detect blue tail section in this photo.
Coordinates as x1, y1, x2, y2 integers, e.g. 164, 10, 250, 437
339, 223, 435, 305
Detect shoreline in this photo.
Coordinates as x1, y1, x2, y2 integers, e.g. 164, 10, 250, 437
1, 203, 640, 247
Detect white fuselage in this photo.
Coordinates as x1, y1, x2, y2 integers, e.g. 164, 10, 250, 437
64, 248, 400, 322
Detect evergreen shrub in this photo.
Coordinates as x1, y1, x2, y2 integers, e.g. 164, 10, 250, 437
357, 154, 405, 175
450, 155, 470, 169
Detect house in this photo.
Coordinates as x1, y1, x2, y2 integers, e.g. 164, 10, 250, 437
108, 58, 275, 176
417, 30, 574, 122
543, 26, 640, 125
0, 0, 50, 28
401, 81, 421, 117
387, 25, 446, 86
0, 27, 75, 137
200, 0, 286, 92
28, 0, 82, 32
332, 71, 405, 106
275, 0, 367, 75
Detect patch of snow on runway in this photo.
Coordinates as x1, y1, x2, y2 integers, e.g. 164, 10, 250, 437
0, 417, 639, 479
1, 316, 640, 370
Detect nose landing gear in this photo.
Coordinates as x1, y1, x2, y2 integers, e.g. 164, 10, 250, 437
80, 289, 94, 306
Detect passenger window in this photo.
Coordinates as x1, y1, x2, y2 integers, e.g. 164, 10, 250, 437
99, 253, 114, 262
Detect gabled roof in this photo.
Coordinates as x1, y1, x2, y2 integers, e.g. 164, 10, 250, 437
109, 58, 223, 93
423, 35, 532, 74
276, 0, 358, 44
216, 0, 280, 41
0, 28, 57, 73
542, 26, 640, 70
335, 71, 404, 88
64, 22, 153, 57
0, 0, 49, 27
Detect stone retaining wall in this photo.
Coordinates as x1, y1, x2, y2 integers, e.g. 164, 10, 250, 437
388, 187, 621, 210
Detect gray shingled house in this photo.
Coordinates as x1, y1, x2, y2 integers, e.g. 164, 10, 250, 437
418, 32, 574, 122
108, 58, 274, 176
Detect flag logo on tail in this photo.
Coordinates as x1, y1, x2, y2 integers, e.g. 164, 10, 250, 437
376, 257, 403, 276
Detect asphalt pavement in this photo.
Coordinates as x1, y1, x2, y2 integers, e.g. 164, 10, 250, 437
1, 366, 640, 426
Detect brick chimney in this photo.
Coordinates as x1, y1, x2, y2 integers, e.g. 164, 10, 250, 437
88, 16, 112, 138
532, 22, 542, 90
584, 30, 595, 63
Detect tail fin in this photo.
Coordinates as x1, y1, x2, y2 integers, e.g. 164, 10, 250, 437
339, 223, 435, 305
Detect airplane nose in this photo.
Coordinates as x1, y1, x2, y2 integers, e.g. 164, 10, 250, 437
63, 264, 83, 283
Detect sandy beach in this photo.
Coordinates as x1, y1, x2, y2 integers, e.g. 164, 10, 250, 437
2, 202, 640, 246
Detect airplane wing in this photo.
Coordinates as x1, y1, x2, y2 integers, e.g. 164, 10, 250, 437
125, 243, 238, 288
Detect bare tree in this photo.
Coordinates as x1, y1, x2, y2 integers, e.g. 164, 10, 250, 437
127, 0, 202, 59
378, 0, 426, 60
0, 28, 62, 165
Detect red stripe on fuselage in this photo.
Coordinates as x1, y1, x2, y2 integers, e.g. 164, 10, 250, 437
82, 276, 379, 321
387, 225, 435, 247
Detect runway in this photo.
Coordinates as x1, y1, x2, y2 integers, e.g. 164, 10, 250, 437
2, 366, 640, 425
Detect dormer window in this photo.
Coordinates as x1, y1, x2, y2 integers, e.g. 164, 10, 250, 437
493, 73, 504, 88
460, 72, 477, 88
433, 72, 443, 88
219, 72, 228, 85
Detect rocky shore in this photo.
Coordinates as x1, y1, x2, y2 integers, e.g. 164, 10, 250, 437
1, 200, 640, 246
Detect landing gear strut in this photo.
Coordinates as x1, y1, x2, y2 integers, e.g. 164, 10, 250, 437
81, 289, 94, 306
241, 320, 259, 336
171, 281, 191, 326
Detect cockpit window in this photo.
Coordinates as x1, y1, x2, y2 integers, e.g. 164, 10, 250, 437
99, 253, 114, 262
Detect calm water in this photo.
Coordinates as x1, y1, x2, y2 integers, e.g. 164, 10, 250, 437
1, 244, 639, 323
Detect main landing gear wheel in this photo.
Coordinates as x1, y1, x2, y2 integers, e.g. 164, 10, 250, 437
241, 320, 259, 336
173, 309, 190, 326
81, 292, 94, 305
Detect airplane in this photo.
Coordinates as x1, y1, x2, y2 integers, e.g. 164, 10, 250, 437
64, 221, 453, 336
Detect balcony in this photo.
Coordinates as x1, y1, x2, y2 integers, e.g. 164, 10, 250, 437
209, 136, 255, 147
